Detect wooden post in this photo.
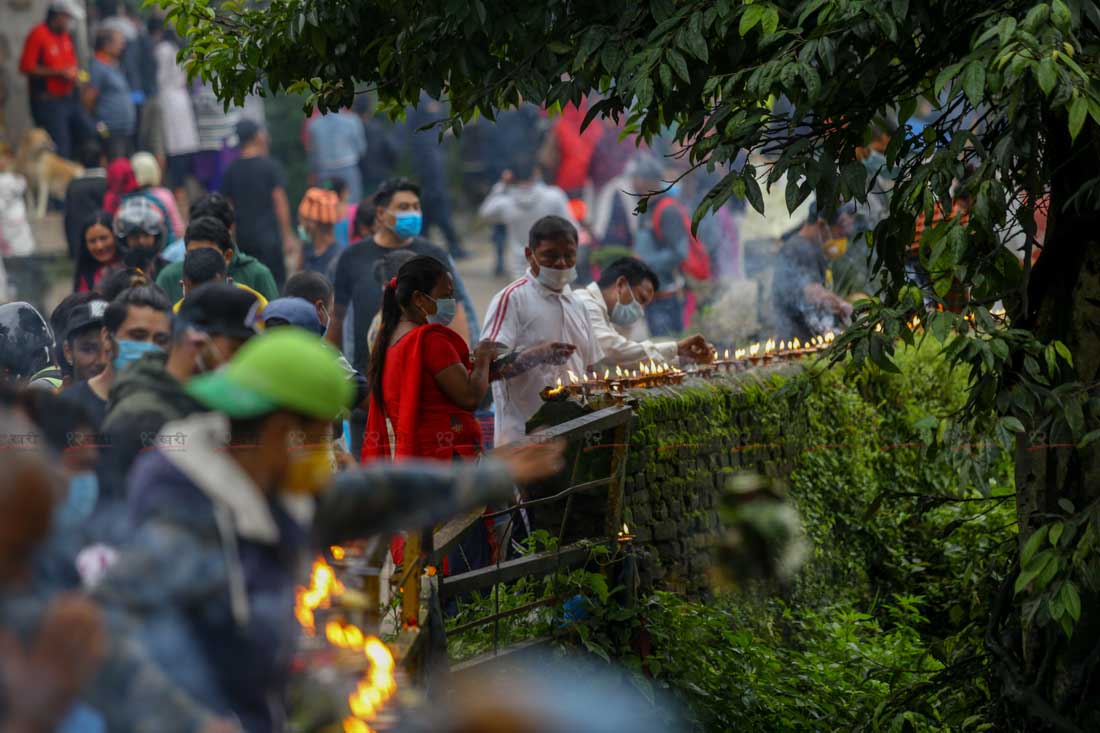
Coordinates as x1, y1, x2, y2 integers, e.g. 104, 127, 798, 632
604, 418, 633, 537
401, 530, 422, 629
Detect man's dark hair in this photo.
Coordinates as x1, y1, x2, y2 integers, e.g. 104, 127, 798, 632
98, 268, 149, 301
146, 15, 163, 34
373, 178, 421, 210
353, 199, 376, 238
183, 247, 228, 287
185, 216, 233, 253
189, 192, 235, 230
94, 28, 119, 52
372, 249, 418, 286
529, 215, 578, 249
284, 271, 333, 304
77, 141, 104, 169
597, 257, 661, 292
103, 285, 171, 335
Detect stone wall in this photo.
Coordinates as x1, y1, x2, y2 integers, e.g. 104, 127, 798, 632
529, 363, 804, 598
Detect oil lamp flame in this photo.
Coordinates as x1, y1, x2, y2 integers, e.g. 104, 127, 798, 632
568, 370, 578, 384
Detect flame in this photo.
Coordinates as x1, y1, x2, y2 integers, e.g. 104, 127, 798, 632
568, 370, 579, 384
779, 340, 786, 351
792, 337, 802, 349
331, 545, 346, 561
603, 369, 610, 379
764, 338, 776, 353
328, 621, 397, 732
824, 331, 835, 343
749, 343, 760, 357
649, 358, 658, 373
735, 348, 746, 359
724, 348, 730, 360
295, 557, 345, 635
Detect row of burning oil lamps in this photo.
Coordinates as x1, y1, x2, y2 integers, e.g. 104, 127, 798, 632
543, 332, 837, 400
295, 551, 398, 733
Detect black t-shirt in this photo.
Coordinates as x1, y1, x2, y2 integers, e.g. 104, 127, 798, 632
62, 380, 108, 431
220, 155, 286, 256
336, 236, 456, 370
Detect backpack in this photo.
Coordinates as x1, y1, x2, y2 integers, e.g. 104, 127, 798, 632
652, 197, 712, 281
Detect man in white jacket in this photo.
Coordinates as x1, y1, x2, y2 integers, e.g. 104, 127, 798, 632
478, 157, 576, 279
573, 257, 713, 368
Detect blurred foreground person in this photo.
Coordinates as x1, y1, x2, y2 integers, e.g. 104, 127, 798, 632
0, 409, 237, 732
94, 328, 564, 732
405, 653, 682, 733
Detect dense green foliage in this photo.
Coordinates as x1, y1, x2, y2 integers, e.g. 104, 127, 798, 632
448, 342, 1016, 730
166, 0, 1100, 721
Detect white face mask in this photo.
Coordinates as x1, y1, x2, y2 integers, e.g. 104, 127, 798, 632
535, 265, 577, 290
610, 287, 645, 326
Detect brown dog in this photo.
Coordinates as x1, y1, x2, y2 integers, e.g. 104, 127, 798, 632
14, 128, 83, 219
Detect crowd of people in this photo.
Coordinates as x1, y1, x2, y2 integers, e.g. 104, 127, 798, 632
0, 2, 936, 730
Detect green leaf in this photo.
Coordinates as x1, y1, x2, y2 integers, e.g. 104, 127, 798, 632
667, 49, 691, 83
1052, 0, 1072, 30
1079, 430, 1100, 449
1058, 498, 1076, 514
1053, 340, 1073, 365
1050, 522, 1064, 547
1000, 416, 1025, 433
934, 62, 963, 96
961, 61, 986, 107
1021, 526, 1048, 567
1036, 57, 1057, 96
739, 4, 764, 36
1069, 96, 1087, 142
761, 5, 780, 34
743, 173, 765, 215
1062, 582, 1082, 621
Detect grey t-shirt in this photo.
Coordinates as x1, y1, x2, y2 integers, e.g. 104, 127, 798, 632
90, 58, 136, 134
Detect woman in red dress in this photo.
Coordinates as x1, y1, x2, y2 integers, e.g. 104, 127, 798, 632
363, 255, 496, 569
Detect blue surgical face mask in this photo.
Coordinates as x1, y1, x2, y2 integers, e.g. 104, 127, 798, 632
426, 296, 457, 326
114, 339, 163, 373
610, 288, 645, 326
393, 211, 423, 239
56, 472, 99, 529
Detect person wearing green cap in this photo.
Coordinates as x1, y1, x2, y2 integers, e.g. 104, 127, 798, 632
93, 326, 565, 732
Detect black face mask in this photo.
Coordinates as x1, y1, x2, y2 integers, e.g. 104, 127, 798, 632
122, 245, 158, 271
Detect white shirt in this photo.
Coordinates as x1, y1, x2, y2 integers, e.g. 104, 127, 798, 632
483, 271, 605, 446
478, 181, 576, 279
574, 282, 679, 368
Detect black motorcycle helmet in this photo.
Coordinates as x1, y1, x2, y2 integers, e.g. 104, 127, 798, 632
114, 197, 167, 272
0, 302, 54, 380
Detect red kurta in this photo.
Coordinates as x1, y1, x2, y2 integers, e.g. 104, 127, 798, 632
362, 324, 482, 462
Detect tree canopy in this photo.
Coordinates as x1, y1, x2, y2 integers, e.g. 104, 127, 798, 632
163, 0, 1100, 727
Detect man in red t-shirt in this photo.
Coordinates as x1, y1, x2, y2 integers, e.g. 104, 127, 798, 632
19, 0, 89, 159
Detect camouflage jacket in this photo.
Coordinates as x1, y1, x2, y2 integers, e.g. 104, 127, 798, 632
94, 412, 514, 732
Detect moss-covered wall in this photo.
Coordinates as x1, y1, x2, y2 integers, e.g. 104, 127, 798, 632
619, 366, 804, 596
529, 364, 806, 597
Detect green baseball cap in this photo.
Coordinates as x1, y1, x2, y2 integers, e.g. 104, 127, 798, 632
186, 327, 353, 420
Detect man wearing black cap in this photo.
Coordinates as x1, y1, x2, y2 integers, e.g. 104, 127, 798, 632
98, 283, 260, 498
220, 119, 297, 287
59, 298, 112, 427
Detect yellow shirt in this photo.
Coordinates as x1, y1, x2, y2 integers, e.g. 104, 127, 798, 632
173, 283, 269, 314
